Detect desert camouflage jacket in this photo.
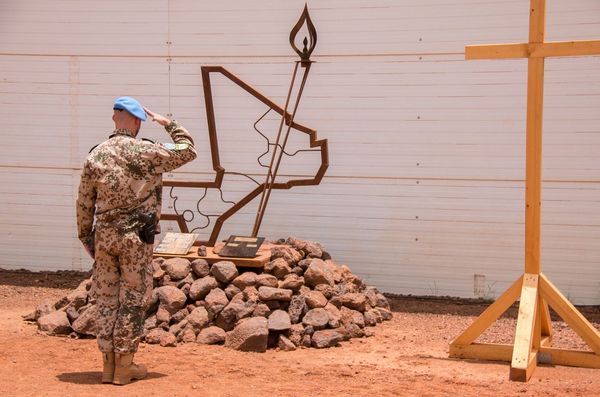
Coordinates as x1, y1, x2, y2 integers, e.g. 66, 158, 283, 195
76, 121, 197, 246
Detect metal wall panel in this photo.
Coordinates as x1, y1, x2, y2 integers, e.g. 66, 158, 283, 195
1, 0, 599, 304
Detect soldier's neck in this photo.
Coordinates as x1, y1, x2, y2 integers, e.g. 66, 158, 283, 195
111, 128, 137, 138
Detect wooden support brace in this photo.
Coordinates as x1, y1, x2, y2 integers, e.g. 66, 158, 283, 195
540, 297, 553, 341
509, 273, 539, 382
539, 273, 600, 355
450, 275, 523, 349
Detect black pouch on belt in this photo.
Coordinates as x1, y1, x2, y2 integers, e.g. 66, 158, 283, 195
139, 213, 157, 244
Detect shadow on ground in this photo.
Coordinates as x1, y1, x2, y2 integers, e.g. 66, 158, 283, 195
56, 371, 166, 385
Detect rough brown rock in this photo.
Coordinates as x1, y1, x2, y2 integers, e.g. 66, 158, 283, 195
304, 259, 335, 287
186, 307, 210, 332
190, 258, 210, 278
314, 284, 335, 299
324, 303, 342, 328
304, 290, 328, 309
340, 306, 365, 329
255, 274, 279, 288
252, 303, 271, 318
145, 328, 168, 344
279, 274, 304, 291
197, 326, 226, 345
345, 323, 364, 339
270, 245, 303, 265
189, 276, 218, 300
376, 307, 393, 321
210, 261, 239, 283
159, 332, 177, 347
224, 317, 269, 352
258, 286, 293, 302
243, 286, 259, 302
312, 330, 344, 348
286, 323, 305, 346
287, 295, 307, 324
71, 304, 97, 336
205, 288, 229, 317
364, 309, 383, 326
154, 286, 187, 314
38, 311, 71, 335
156, 305, 171, 324
25, 300, 55, 321
232, 272, 257, 289
163, 258, 191, 280
265, 258, 291, 280
216, 295, 255, 331
302, 308, 329, 330
224, 283, 242, 300
268, 310, 292, 331
338, 293, 367, 312
278, 334, 296, 351
180, 325, 197, 343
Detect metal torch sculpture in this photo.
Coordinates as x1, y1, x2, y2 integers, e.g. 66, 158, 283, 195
161, 5, 329, 246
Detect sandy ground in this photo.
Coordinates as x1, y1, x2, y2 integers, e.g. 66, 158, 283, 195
1, 271, 600, 396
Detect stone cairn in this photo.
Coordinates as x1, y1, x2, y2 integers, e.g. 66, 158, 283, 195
26, 237, 392, 352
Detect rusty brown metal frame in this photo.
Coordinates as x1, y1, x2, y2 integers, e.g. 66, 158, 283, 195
161, 6, 327, 246
162, 65, 328, 245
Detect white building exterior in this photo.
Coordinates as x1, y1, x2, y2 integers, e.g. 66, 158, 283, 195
1, 0, 600, 303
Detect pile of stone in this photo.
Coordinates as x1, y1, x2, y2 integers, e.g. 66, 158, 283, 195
27, 237, 392, 352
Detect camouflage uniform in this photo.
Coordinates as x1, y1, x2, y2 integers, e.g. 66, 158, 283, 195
76, 121, 196, 353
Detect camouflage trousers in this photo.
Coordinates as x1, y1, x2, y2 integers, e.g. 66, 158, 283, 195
93, 225, 153, 353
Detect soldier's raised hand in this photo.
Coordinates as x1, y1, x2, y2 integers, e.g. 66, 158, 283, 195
144, 107, 171, 127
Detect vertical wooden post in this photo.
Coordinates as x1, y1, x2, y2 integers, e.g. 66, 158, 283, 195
524, 0, 545, 275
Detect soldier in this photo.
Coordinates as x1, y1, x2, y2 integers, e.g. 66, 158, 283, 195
76, 97, 197, 385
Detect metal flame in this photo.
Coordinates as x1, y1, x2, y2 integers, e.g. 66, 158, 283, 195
289, 4, 317, 61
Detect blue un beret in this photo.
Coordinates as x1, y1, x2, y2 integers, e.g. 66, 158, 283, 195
113, 96, 147, 121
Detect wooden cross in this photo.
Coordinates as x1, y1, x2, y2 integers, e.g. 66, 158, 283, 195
449, 0, 600, 382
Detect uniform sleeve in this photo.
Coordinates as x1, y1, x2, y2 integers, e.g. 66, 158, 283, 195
76, 159, 96, 246
141, 120, 197, 174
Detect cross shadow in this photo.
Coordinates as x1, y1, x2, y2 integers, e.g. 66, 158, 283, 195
56, 371, 167, 385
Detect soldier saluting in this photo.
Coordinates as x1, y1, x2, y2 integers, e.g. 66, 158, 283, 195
76, 97, 197, 385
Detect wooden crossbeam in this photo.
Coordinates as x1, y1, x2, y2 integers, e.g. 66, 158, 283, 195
466, 40, 600, 60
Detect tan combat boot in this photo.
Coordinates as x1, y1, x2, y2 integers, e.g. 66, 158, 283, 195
102, 352, 115, 383
113, 353, 148, 385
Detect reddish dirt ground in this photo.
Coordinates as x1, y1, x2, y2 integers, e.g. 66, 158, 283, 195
1, 269, 599, 396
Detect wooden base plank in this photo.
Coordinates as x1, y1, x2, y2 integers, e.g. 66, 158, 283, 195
154, 245, 271, 268
539, 347, 600, 368
449, 343, 513, 362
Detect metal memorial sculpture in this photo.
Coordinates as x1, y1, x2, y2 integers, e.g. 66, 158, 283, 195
161, 5, 328, 246
449, 0, 600, 382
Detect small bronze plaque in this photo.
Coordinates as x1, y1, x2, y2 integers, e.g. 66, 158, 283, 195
218, 235, 265, 258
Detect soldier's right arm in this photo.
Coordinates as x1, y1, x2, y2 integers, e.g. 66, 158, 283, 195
140, 120, 198, 174
76, 159, 96, 247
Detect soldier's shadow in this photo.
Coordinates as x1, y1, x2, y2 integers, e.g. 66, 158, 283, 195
57, 371, 166, 384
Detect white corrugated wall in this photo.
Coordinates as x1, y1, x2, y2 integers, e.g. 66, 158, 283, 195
1, 0, 599, 304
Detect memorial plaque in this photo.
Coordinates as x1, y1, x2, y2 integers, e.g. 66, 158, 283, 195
218, 235, 265, 258
154, 232, 199, 255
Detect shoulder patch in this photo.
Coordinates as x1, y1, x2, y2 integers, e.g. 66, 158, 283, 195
88, 143, 100, 153
141, 138, 156, 144
162, 142, 190, 151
